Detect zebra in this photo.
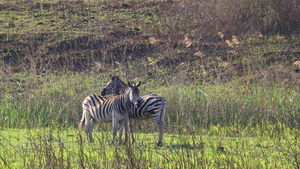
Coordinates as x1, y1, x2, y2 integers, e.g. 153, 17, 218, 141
100, 75, 167, 146
79, 81, 142, 145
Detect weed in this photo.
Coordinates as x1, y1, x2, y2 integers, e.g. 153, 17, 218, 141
0, 0, 300, 168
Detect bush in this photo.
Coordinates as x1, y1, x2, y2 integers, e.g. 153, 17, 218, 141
160, 0, 300, 37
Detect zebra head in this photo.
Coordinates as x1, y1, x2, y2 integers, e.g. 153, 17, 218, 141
127, 81, 142, 108
100, 75, 126, 96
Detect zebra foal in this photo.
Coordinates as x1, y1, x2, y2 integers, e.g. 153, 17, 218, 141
79, 81, 142, 145
100, 75, 167, 146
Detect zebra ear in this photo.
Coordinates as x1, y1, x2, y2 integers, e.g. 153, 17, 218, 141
128, 81, 132, 87
136, 81, 141, 87
110, 74, 113, 80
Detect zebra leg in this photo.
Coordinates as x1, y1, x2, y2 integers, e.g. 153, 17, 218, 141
118, 119, 125, 145
154, 117, 164, 146
129, 118, 135, 144
124, 114, 130, 145
88, 118, 95, 142
124, 116, 129, 145
83, 110, 93, 142
157, 103, 166, 146
111, 115, 118, 144
157, 125, 164, 146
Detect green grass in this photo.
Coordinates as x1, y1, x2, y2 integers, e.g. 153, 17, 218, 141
0, 72, 299, 168
0, 125, 298, 168
0, 0, 300, 168
1, 73, 300, 130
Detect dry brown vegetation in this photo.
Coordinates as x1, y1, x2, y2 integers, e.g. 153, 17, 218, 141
1, 2, 300, 168
0, 0, 300, 85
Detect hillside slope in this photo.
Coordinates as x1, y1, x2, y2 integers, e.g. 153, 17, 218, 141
1, 0, 300, 85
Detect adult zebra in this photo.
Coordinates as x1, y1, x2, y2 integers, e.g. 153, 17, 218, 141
100, 75, 167, 146
79, 81, 142, 145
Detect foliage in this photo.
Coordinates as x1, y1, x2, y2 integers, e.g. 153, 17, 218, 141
0, 126, 299, 168
1, 73, 299, 130
0, 0, 299, 84
0, 0, 300, 168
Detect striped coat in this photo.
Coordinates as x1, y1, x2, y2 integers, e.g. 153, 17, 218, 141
100, 75, 167, 145
79, 81, 142, 144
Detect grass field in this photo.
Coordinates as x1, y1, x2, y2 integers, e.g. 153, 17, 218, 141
1, 73, 300, 168
0, 0, 300, 168
1, 125, 299, 168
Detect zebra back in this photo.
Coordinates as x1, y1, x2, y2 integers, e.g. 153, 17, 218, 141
79, 81, 142, 143
86, 81, 142, 122
100, 75, 167, 145
100, 75, 167, 120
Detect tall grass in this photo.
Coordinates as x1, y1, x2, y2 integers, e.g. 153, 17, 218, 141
148, 82, 300, 132
158, 0, 300, 37
0, 0, 299, 167
1, 73, 299, 131
0, 72, 105, 128
0, 125, 299, 168
0, 72, 299, 168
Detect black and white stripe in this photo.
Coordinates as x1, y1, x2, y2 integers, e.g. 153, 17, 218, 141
100, 75, 167, 145
79, 81, 142, 144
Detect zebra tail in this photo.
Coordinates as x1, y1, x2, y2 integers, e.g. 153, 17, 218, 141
160, 98, 167, 122
78, 112, 85, 133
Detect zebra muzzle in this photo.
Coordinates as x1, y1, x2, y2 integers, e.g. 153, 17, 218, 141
100, 88, 107, 96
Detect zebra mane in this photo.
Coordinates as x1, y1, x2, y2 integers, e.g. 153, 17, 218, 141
111, 75, 129, 95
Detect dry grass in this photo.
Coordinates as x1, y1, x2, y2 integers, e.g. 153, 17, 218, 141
0, 0, 299, 85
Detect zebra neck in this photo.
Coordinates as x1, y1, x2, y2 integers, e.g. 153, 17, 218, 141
119, 93, 133, 110
117, 81, 128, 95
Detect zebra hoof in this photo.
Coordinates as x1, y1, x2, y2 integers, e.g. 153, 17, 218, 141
156, 142, 163, 146
119, 141, 125, 145
87, 139, 94, 143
